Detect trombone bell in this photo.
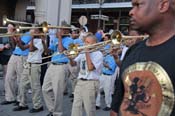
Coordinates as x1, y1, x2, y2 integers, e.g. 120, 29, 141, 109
110, 30, 122, 45
3, 16, 8, 26
41, 21, 48, 33
64, 43, 79, 58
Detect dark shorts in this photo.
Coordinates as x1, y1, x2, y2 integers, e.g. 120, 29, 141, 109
0, 54, 10, 65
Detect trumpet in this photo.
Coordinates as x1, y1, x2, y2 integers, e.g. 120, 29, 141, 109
3, 15, 36, 26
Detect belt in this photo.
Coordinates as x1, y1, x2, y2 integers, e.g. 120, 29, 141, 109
52, 62, 67, 65
13, 54, 21, 56
103, 73, 112, 76
28, 62, 41, 64
79, 78, 97, 81
79, 78, 88, 81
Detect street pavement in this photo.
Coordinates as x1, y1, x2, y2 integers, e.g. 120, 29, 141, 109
0, 76, 110, 116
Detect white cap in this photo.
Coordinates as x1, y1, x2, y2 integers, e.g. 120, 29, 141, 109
71, 25, 79, 31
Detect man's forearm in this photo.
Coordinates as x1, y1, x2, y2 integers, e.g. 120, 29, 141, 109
17, 43, 29, 51
29, 39, 37, 51
85, 52, 94, 71
58, 38, 64, 52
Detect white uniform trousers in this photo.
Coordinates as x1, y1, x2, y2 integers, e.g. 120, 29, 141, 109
5, 54, 26, 101
96, 74, 113, 108
71, 80, 99, 116
19, 63, 42, 109
68, 64, 79, 94
42, 63, 68, 116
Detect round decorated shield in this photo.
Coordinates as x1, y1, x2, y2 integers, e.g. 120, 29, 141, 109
120, 61, 174, 116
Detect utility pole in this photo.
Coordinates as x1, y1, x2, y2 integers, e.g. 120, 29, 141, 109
98, 0, 104, 28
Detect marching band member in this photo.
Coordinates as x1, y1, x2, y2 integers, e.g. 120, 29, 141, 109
68, 28, 83, 99
0, 23, 16, 95
69, 34, 103, 116
13, 28, 46, 113
1, 30, 32, 106
42, 23, 73, 116
96, 33, 117, 111
96, 52, 117, 111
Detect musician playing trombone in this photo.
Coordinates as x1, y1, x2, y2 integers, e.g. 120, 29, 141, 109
67, 28, 84, 99
1, 29, 32, 106
13, 28, 46, 113
69, 34, 103, 116
42, 22, 73, 116
96, 33, 117, 111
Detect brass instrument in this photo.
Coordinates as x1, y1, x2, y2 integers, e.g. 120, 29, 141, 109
0, 33, 47, 38
3, 15, 36, 26
24, 32, 119, 68
65, 30, 149, 58
63, 32, 120, 58
0, 33, 71, 38
0, 27, 8, 29
41, 22, 79, 32
24, 30, 149, 68
14, 26, 45, 33
13, 22, 79, 33
111, 30, 149, 42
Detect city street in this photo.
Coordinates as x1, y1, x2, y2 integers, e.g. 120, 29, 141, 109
0, 76, 110, 116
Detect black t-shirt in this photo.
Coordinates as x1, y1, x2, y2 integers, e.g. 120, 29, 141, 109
111, 35, 175, 116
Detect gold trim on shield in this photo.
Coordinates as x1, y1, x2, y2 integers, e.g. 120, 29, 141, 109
122, 61, 174, 116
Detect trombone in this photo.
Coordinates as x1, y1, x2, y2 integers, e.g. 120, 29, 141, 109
64, 30, 149, 58
111, 30, 149, 42
3, 15, 36, 26
0, 32, 72, 38
24, 30, 149, 68
0, 33, 47, 38
12, 22, 79, 33
0, 27, 8, 29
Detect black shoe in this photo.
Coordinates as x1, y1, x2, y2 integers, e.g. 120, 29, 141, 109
71, 99, 74, 102
1, 100, 16, 105
13, 101, 19, 106
69, 94, 74, 98
103, 107, 111, 111
100, 91, 105, 95
96, 106, 101, 110
13, 106, 29, 111
46, 112, 53, 116
29, 106, 44, 113
64, 92, 68, 96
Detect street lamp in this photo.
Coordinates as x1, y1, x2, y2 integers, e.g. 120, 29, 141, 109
98, 0, 104, 28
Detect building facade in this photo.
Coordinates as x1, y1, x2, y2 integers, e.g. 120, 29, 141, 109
0, 0, 131, 33
0, 0, 72, 27
72, 0, 131, 33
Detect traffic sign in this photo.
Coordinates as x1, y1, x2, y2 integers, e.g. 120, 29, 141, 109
91, 15, 109, 21
79, 16, 88, 26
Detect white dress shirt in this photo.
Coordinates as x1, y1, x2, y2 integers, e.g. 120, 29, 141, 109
27, 39, 44, 63
74, 51, 103, 80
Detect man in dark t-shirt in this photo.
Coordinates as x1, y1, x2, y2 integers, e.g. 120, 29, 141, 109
110, 0, 175, 116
